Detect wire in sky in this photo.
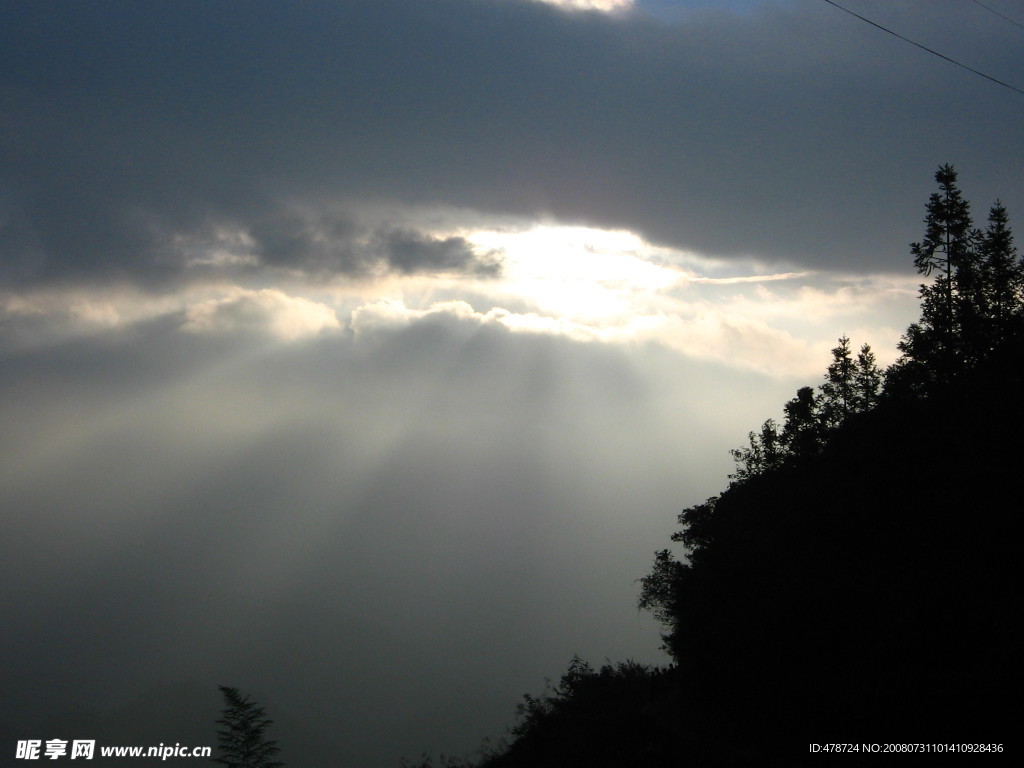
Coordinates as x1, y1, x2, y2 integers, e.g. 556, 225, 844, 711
823, 0, 1024, 96
971, 0, 1024, 30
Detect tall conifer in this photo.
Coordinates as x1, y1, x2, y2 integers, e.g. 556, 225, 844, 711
979, 201, 1022, 350
853, 344, 882, 412
820, 336, 855, 427
901, 164, 976, 377
213, 687, 283, 768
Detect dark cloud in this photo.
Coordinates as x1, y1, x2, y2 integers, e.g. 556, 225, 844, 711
376, 228, 503, 275
244, 209, 364, 274
1, 0, 1021, 288
240, 213, 503, 278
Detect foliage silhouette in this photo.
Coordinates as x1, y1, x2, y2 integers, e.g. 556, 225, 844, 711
636, 165, 1020, 752
892, 165, 1023, 392
213, 686, 283, 768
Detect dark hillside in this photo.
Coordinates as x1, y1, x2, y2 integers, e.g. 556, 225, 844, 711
456, 364, 1019, 767
662, 366, 1020, 751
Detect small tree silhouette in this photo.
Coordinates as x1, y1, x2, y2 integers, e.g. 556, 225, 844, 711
212, 686, 283, 768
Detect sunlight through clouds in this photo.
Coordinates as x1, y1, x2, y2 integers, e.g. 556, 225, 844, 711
350, 297, 602, 344
3, 2, 1021, 765
182, 288, 341, 340
529, 0, 634, 12
467, 224, 680, 322
0, 219, 921, 378
448, 221, 920, 375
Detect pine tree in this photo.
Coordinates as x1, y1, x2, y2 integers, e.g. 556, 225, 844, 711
853, 343, 882, 412
978, 201, 1023, 351
900, 164, 976, 377
213, 687, 283, 768
819, 335, 855, 427
892, 167, 1023, 395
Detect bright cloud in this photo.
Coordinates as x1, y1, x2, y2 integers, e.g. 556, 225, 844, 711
0, 219, 921, 376
466, 224, 681, 322
181, 288, 341, 340
530, 0, 634, 12
450, 222, 919, 375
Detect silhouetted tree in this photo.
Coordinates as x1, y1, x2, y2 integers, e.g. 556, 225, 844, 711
637, 548, 687, 634
781, 385, 819, 459
672, 495, 718, 556
892, 166, 1022, 396
819, 335, 855, 427
900, 164, 976, 376
476, 656, 686, 768
978, 200, 1023, 350
213, 687, 283, 768
729, 418, 782, 481
638, 167, 1021, 754
853, 343, 882, 412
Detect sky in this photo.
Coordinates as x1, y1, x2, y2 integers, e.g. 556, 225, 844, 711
2, 0, 1022, 765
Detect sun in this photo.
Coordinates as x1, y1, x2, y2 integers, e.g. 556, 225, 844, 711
466, 224, 681, 324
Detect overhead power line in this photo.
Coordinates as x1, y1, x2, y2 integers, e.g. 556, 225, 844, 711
823, 0, 1024, 96
971, 0, 1024, 30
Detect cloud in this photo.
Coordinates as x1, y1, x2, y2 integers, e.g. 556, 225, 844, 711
0, 246, 919, 380
376, 228, 503, 276
348, 295, 812, 377
5, 4, 996, 763
181, 288, 341, 340
234, 208, 503, 278
531, 0, 634, 11
1, 0, 1020, 289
